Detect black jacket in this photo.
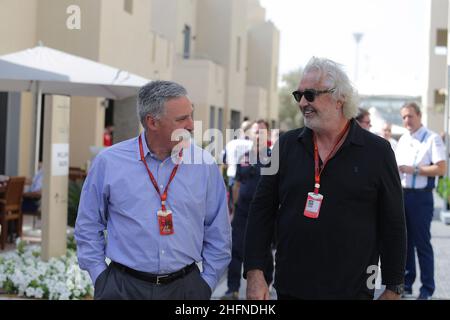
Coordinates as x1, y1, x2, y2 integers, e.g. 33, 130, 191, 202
244, 119, 406, 299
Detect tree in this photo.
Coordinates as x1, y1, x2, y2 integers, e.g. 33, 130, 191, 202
279, 68, 304, 130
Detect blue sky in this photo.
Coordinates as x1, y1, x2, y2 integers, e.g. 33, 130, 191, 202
259, 0, 429, 96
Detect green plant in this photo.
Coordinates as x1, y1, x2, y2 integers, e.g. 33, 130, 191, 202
68, 180, 84, 227
437, 176, 450, 199
66, 234, 77, 251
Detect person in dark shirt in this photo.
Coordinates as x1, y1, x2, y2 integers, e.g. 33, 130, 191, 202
221, 120, 274, 300
244, 57, 406, 300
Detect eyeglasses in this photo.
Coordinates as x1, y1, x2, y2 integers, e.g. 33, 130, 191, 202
292, 88, 336, 103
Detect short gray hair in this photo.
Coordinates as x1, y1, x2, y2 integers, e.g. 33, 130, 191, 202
401, 101, 421, 116
303, 57, 359, 120
137, 80, 188, 128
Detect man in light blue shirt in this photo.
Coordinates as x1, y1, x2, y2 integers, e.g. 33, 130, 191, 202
75, 80, 231, 300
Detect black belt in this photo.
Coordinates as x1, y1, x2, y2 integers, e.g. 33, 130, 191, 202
403, 188, 432, 193
111, 261, 196, 285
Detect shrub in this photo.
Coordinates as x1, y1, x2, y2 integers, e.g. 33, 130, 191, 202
0, 238, 93, 300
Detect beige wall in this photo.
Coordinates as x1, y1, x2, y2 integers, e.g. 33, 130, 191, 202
173, 58, 225, 135
37, 0, 101, 61
151, 0, 197, 60
0, 0, 38, 55
114, 96, 140, 143
424, 0, 448, 133
98, 0, 173, 80
246, 0, 266, 28
196, 0, 248, 127
246, 21, 280, 125
69, 97, 104, 168
245, 86, 267, 120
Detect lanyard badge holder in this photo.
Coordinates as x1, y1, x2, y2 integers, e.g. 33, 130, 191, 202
139, 135, 182, 235
304, 122, 350, 219
304, 184, 324, 219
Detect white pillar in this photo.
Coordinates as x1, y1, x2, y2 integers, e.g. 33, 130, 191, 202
41, 95, 70, 260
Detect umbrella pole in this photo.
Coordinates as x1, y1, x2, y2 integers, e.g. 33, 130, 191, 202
33, 81, 42, 175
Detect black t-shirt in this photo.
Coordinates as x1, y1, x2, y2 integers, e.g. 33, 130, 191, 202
235, 148, 271, 216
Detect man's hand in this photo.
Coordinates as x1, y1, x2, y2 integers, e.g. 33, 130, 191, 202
377, 289, 401, 300
246, 269, 269, 300
398, 165, 415, 175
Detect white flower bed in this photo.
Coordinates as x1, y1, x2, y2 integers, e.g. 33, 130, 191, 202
0, 239, 93, 300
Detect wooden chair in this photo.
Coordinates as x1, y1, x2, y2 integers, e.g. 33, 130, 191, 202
0, 176, 26, 250
69, 167, 87, 182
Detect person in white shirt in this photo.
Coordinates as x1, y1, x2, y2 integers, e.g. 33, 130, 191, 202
380, 122, 398, 151
221, 121, 254, 214
395, 101, 447, 300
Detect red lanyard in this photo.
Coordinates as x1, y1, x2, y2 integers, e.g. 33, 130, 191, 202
313, 121, 350, 194
138, 135, 182, 211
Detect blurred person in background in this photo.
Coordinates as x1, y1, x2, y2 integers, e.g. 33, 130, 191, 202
395, 101, 446, 300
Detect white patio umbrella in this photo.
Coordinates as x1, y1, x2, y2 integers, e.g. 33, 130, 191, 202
0, 45, 149, 174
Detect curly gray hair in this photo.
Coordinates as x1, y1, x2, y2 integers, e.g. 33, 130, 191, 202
303, 57, 359, 120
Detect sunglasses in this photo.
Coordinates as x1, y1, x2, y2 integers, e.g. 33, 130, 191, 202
292, 88, 336, 103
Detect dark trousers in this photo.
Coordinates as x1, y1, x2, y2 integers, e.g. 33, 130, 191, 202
227, 213, 274, 292
94, 263, 212, 300
404, 190, 435, 296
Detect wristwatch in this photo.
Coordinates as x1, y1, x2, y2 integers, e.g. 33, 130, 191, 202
413, 166, 420, 175
386, 284, 404, 295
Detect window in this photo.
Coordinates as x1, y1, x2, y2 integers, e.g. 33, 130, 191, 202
124, 0, 133, 14
152, 34, 156, 63
434, 89, 446, 108
274, 65, 278, 90
218, 108, 223, 132
183, 25, 191, 59
236, 37, 241, 72
435, 29, 447, 55
230, 110, 241, 130
166, 44, 171, 67
209, 106, 216, 129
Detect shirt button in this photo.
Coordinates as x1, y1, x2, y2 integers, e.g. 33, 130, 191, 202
161, 250, 165, 254
160, 185, 164, 189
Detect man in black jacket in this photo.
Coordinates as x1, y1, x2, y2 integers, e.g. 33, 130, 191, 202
244, 57, 406, 300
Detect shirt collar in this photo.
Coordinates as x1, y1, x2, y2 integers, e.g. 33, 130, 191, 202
136, 131, 189, 163
297, 118, 364, 147
410, 125, 427, 140
136, 131, 153, 161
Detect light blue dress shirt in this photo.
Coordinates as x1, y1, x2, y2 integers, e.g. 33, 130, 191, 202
74, 132, 231, 291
